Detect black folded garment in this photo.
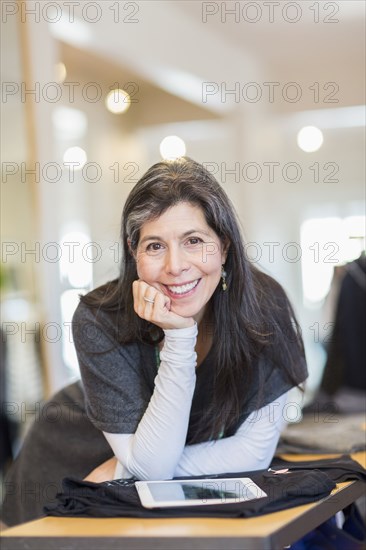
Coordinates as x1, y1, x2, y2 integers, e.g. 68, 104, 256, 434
44, 455, 366, 519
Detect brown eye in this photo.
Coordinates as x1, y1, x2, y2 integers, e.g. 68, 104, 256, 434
146, 242, 164, 254
187, 237, 203, 246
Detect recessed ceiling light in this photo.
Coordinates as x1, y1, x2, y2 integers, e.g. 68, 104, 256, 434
297, 126, 323, 152
105, 89, 131, 114
159, 135, 186, 159
63, 146, 87, 169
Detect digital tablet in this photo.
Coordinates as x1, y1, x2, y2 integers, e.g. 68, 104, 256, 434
135, 477, 267, 508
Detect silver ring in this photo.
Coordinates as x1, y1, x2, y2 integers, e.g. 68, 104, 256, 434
143, 297, 155, 304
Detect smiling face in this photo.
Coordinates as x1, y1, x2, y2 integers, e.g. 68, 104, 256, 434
134, 202, 228, 324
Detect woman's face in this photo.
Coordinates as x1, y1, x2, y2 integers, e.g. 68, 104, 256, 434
134, 202, 228, 324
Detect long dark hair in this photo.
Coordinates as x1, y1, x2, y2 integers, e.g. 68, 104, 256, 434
81, 157, 306, 443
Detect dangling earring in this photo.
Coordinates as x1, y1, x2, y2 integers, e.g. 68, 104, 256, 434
221, 265, 227, 291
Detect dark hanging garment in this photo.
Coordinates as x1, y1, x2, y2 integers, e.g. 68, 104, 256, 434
321, 255, 366, 394
44, 455, 366, 519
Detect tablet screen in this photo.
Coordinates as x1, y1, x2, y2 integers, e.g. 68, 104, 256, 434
149, 481, 243, 501
137, 477, 267, 507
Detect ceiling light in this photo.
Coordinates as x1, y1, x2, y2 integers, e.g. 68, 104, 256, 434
105, 89, 131, 114
297, 126, 323, 152
63, 147, 87, 169
159, 136, 186, 160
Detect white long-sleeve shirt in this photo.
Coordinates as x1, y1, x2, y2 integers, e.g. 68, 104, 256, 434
104, 324, 289, 480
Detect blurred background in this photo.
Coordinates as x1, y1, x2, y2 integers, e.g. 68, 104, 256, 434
1, 1, 365, 461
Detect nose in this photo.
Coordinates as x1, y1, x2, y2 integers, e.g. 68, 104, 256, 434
165, 246, 189, 276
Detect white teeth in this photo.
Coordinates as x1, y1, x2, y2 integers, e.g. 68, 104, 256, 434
167, 280, 199, 295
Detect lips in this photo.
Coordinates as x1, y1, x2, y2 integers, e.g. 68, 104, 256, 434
165, 279, 200, 296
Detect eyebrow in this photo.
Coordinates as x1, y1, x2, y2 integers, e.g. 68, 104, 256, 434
139, 229, 212, 245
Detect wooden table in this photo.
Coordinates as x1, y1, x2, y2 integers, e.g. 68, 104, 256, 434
2, 453, 365, 550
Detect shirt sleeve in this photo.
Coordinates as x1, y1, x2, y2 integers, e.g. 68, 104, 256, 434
109, 391, 289, 480
173, 391, 289, 476
104, 323, 198, 480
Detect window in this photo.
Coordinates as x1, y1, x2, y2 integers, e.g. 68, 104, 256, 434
300, 216, 365, 305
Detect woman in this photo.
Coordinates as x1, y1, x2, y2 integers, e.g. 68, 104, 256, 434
73, 157, 307, 482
